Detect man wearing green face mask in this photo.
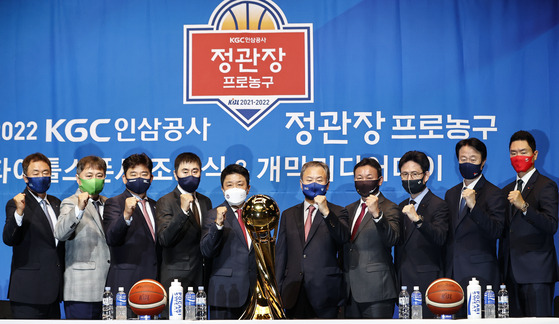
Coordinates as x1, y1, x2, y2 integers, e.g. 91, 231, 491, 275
54, 156, 110, 319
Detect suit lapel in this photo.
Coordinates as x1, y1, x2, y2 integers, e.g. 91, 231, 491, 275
226, 204, 250, 250
354, 197, 376, 240
512, 170, 539, 219
26, 188, 56, 245
305, 204, 324, 246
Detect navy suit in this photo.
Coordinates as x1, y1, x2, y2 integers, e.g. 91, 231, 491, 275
395, 190, 448, 318
499, 170, 559, 317
444, 175, 505, 317
103, 190, 159, 296
200, 201, 256, 319
275, 201, 349, 318
3, 188, 64, 318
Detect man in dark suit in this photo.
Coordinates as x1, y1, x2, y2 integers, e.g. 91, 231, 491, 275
3, 152, 64, 318
395, 151, 449, 318
157, 153, 212, 306
275, 161, 349, 319
343, 158, 399, 319
499, 130, 558, 317
103, 153, 159, 316
445, 138, 505, 317
200, 164, 255, 319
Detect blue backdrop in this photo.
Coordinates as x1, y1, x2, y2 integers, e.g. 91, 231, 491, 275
1, 0, 559, 304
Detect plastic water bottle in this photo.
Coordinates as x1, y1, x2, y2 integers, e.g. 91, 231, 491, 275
115, 287, 127, 320
498, 284, 509, 318
411, 286, 422, 319
184, 286, 196, 320
195, 286, 207, 320
398, 286, 410, 319
484, 285, 495, 318
467, 277, 482, 319
102, 286, 114, 320
169, 279, 183, 320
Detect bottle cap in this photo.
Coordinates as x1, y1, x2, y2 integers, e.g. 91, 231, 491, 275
118, 287, 124, 292
105, 286, 111, 291
401, 286, 407, 290
414, 286, 419, 290
188, 286, 194, 291
486, 285, 492, 290
171, 279, 181, 287
500, 284, 506, 289
198, 286, 204, 291
469, 277, 479, 285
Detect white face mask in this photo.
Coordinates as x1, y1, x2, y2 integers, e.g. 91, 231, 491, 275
224, 187, 247, 206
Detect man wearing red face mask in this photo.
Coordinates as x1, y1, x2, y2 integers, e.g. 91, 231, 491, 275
499, 130, 559, 317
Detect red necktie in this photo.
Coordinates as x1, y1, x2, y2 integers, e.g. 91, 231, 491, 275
236, 209, 248, 248
304, 205, 315, 241
351, 203, 367, 241
140, 199, 155, 241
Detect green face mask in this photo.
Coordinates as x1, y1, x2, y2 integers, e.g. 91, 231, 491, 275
79, 178, 105, 195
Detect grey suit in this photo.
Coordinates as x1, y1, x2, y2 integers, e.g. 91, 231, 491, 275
54, 189, 110, 303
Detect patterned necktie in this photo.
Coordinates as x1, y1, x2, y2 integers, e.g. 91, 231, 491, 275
40, 199, 55, 232
236, 209, 248, 247
459, 188, 467, 219
351, 203, 367, 241
517, 179, 524, 193
191, 199, 201, 226
304, 205, 315, 241
140, 199, 155, 241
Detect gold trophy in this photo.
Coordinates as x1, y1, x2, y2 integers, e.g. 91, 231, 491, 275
240, 194, 286, 319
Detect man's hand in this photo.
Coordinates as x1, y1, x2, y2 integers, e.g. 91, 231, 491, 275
462, 188, 476, 209
77, 191, 90, 211
215, 206, 227, 226
402, 204, 420, 222
314, 195, 329, 216
13, 193, 26, 216
508, 190, 525, 210
365, 195, 381, 218
180, 193, 194, 213
123, 197, 139, 220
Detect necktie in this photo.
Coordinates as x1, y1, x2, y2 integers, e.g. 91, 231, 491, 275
517, 179, 524, 193
191, 199, 201, 226
459, 188, 467, 219
140, 199, 155, 241
304, 205, 315, 241
40, 199, 55, 232
351, 203, 367, 241
92, 200, 103, 223
236, 209, 248, 248
410, 200, 416, 206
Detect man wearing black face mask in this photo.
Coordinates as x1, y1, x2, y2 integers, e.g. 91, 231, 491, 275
444, 138, 505, 318
103, 153, 160, 317
394, 151, 449, 318
156, 152, 212, 318
343, 158, 400, 318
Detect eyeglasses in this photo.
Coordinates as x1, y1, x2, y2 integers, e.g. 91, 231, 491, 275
400, 172, 424, 179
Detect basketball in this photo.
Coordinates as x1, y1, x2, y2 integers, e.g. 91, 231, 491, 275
425, 278, 464, 315
128, 279, 168, 316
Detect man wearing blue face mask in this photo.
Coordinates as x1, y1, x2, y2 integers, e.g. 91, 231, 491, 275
275, 161, 349, 319
3, 152, 64, 319
54, 155, 110, 319
200, 164, 256, 319
444, 138, 505, 318
156, 152, 212, 317
103, 153, 160, 317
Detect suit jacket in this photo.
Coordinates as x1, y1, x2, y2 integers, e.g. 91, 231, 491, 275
499, 170, 559, 284
103, 190, 159, 294
54, 189, 110, 302
2, 187, 64, 304
156, 187, 212, 290
343, 193, 399, 304
395, 190, 448, 316
200, 201, 256, 309
444, 175, 505, 292
275, 201, 349, 312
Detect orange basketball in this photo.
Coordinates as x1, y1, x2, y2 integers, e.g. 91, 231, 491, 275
425, 278, 464, 315
128, 279, 168, 316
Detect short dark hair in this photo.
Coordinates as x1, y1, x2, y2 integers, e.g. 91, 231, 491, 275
455, 138, 487, 162
174, 152, 202, 170
77, 156, 107, 174
220, 164, 250, 187
300, 161, 330, 181
22, 152, 51, 176
509, 130, 536, 152
122, 153, 153, 175
398, 151, 430, 173
353, 158, 382, 178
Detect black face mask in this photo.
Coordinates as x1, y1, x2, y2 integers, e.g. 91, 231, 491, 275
355, 180, 380, 197
402, 179, 426, 195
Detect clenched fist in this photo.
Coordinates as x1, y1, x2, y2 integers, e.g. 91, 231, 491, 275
77, 191, 90, 211
180, 193, 194, 213
402, 204, 420, 222
365, 195, 381, 218
124, 197, 139, 220
462, 188, 476, 209
215, 206, 227, 226
13, 193, 26, 216
314, 195, 330, 216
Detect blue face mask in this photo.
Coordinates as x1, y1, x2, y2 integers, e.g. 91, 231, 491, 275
177, 175, 200, 193
302, 182, 328, 200
125, 177, 151, 194
27, 176, 51, 194
459, 162, 482, 180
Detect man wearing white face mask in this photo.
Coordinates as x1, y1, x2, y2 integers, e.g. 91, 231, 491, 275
200, 164, 256, 319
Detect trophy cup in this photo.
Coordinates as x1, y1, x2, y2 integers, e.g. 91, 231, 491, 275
240, 194, 286, 319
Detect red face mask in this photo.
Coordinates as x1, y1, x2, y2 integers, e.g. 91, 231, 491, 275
510, 155, 534, 173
